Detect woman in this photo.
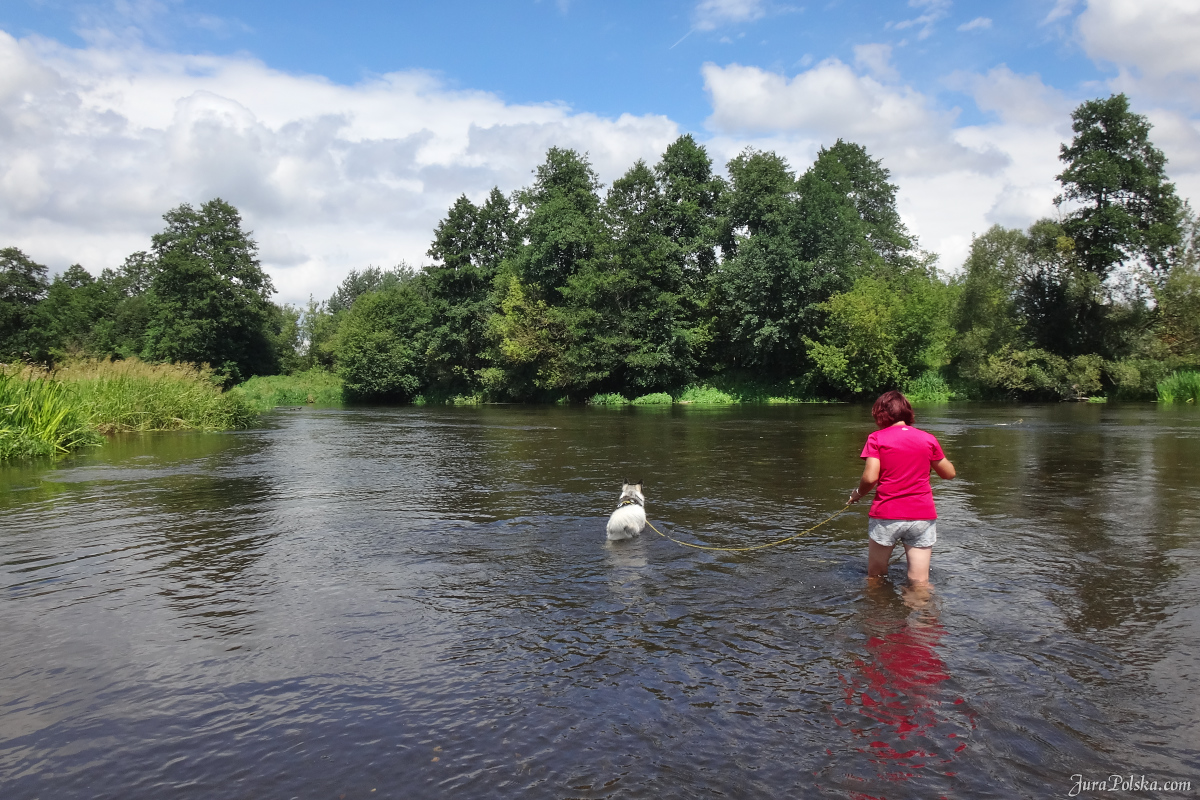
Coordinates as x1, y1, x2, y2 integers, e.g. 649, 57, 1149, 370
848, 391, 955, 583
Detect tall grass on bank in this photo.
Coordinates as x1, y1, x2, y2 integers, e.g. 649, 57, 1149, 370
589, 393, 630, 406
0, 370, 102, 459
233, 369, 345, 410
632, 392, 672, 405
904, 371, 954, 403
53, 358, 257, 432
676, 385, 736, 405
1157, 371, 1200, 404
8, 358, 257, 437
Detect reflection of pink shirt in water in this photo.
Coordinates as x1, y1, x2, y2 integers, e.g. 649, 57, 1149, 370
860, 424, 945, 520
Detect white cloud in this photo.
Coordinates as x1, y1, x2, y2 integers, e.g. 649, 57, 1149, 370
701, 59, 1084, 271
0, 30, 679, 303
957, 17, 992, 32
693, 0, 766, 31
1066, 1, 1200, 212
1043, 0, 1080, 25
889, 0, 951, 40
853, 43, 898, 82
945, 65, 1072, 126
1077, 0, 1200, 107
701, 59, 1005, 175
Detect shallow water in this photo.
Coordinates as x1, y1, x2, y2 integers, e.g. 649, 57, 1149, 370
1, 404, 1197, 799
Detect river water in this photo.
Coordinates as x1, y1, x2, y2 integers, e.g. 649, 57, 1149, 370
1, 404, 1197, 799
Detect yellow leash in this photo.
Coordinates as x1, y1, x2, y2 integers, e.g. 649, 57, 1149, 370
644, 504, 852, 553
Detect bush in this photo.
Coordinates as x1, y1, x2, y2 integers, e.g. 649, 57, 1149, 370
335, 282, 432, 401
234, 368, 345, 409
631, 392, 672, 405
905, 371, 953, 403
1158, 371, 1200, 404
676, 385, 735, 405
589, 393, 629, 406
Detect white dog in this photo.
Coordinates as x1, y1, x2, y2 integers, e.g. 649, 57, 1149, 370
606, 482, 646, 542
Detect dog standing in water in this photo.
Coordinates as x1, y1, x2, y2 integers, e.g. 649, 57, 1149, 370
606, 482, 646, 541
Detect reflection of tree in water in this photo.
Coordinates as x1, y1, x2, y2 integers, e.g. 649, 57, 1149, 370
825, 584, 976, 796
1020, 422, 1182, 641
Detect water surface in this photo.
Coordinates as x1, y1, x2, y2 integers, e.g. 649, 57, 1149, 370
1, 404, 1197, 798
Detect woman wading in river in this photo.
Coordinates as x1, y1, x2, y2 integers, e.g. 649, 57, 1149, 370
848, 391, 956, 584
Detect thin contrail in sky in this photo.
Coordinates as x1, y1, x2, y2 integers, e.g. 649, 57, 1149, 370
671, 29, 694, 49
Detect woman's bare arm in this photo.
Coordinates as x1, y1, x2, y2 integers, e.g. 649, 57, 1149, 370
932, 458, 955, 479
848, 457, 880, 504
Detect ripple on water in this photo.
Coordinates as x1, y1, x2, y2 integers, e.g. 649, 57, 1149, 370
1, 404, 1198, 799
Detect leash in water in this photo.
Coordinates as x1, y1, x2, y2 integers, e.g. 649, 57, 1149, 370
644, 504, 852, 553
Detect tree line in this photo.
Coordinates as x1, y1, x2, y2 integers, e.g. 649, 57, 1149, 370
2, 94, 1197, 401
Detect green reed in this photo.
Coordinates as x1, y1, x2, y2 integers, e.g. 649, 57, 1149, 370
904, 370, 954, 404
232, 368, 345, 410
675, 385, 736, 405
0, 370, 102, 459
631, 392, 673, 405
588, 392, 630, 406
53, 359, 257, 432
1157, 370, 1200, 404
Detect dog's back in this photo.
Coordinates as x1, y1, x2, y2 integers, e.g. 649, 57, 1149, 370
606, 482, 646, 541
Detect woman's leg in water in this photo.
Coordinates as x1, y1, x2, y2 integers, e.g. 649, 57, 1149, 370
902, 544, 932, 584
868, 540, 894, 578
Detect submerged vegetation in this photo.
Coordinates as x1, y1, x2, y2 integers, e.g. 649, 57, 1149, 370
3, 93, 1199, 430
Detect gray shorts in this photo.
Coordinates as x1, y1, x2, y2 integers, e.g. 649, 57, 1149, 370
868, 518, 937, 548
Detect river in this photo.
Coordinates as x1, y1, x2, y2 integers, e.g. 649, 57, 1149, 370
1, 404, 1197, 799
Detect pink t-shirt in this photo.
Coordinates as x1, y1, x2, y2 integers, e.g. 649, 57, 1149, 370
860, 424, 945, 520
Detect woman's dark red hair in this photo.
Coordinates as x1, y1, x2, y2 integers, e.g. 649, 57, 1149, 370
872, 390, 915, 427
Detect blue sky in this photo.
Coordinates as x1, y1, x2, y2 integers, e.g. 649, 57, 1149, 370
1, 0, 1102, 127
1, 0, 1198, 303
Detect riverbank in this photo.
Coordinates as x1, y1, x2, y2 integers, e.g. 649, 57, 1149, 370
0, 359, 255, 460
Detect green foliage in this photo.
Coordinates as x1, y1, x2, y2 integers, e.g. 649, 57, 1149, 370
483, 272, 573, 400
953, 225, 1028, 381
53, 358, 257, 432
0, 369, 101, 459
676, 385, 735, 405
805, 270, 954, 397
712, 141, 917, 379
0, 247, 51, 361
144, 199, 279, 384
589, 393, 629, 406
514, 147, 604, 293
335, 279, 432, 401
905, 371, 953, 404
233, 368, 345, 409
1155, 215, 1200, 360
1, 358, 255, 460
17, 96, 1200, 407
1057, 93, 1182, 279
424, 188, 519, 396
965, 348, 1107, 400
632, 392, 673, 405
1157, 371, 1200, 404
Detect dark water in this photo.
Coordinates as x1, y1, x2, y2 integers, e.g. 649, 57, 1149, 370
1, 404, 1198, 799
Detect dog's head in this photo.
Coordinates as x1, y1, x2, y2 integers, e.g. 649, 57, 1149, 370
619, 481, 644, 505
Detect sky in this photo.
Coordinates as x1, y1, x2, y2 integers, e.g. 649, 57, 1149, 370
2, 0, 1199, 304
